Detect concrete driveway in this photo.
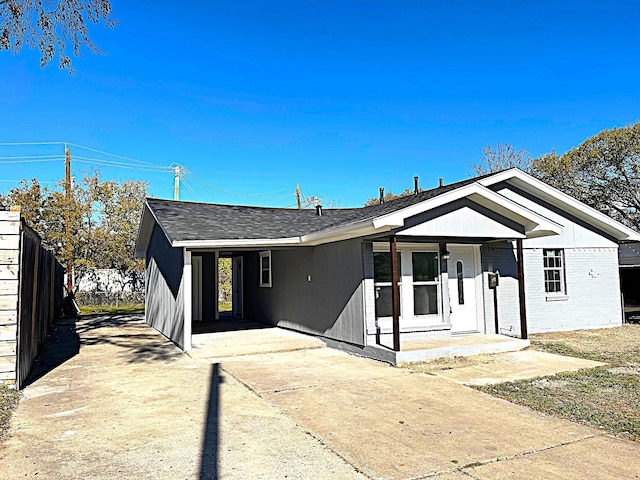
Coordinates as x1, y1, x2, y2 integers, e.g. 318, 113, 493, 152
1, 315, 639, 479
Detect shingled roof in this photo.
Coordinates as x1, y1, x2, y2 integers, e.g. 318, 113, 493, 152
146, 174, 482, 243
136, 168, 640, 257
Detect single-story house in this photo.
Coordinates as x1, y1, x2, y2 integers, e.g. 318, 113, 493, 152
134, 168, 640, 355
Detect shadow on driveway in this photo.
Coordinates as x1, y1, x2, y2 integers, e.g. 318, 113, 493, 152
24, 315, 80, 388
199, 363, 222, 479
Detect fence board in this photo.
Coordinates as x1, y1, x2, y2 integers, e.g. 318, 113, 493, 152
0, 342, 16, 356
0, 280, 18, 295
0, 235, 20, 250
0, 250, 19, 264
0, 264, 19, 280
0, 220, 20, 234
0, 296, 18, 310
0, 324, 17, 341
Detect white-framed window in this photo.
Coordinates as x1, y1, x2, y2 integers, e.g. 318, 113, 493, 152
372, 243, 441, 321
373, 251, 402, 318
259, 251, 272, 288
411, 251, 439, 315
543, 249, 565, 294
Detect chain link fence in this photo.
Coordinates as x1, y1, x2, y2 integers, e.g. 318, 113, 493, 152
75, 291, 145, 307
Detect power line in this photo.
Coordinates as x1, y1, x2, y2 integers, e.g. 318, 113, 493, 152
72, 156, 169, 172
0, 158, 62, 164
0, 141, 66, 146
66, 142, 167, 169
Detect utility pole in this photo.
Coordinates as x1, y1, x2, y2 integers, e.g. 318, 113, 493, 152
64, 146, 73, 294
173, 165, 183, 200
295, 184, 302, 210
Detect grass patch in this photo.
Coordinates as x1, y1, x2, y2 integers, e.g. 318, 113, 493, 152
476, 324, 640, 442
0, 385, 20, 442
79, 303, 145, 315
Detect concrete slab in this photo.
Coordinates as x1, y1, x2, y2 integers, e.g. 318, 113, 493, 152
0, 315, 365, 479
433, 350, 606, 386
262, 372, 597, 479
221, 347, 402, 393
397, 334, 530, 363
466, 435, 640, 479
190, 325, 325, 360
3, 314, 640, 480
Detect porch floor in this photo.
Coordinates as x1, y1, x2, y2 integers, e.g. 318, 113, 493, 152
327, 333, 531, 365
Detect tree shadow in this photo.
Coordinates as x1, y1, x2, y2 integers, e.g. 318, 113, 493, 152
199, 363, 222, 479
75, 313, 184, 363
23, 315, 80, 388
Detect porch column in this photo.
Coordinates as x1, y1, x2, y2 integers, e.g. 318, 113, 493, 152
390, 235, 401, 351
516, 239, 528, 340
439, 243, 451, 326
183, 248, 193, 351
214, 250, 220, 320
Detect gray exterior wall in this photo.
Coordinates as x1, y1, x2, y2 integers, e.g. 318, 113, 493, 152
243, 238, 366, 345
145, 223, 185, 348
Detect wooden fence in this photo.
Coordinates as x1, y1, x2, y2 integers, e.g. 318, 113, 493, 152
0, 210, 64, 389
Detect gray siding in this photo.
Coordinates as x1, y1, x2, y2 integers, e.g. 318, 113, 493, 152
244, 238, 366, 345
145, 223, 185, 348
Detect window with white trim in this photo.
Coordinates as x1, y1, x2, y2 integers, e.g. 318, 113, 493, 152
259, 251, 272, 287
543, 249, 565, 294
373, 251, 401, 318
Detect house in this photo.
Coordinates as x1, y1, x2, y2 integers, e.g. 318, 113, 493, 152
134, 169, 640, 357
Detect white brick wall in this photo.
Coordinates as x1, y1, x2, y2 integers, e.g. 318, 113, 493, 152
524, 247, 622, 333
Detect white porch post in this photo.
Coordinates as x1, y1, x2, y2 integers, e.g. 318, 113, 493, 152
183, 248, 192, 352
214, 250, 220, 320
440, 243, 451, 326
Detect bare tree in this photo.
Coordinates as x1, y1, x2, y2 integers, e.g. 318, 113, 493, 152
0, 0, 115, 72
470, 143, 532, 176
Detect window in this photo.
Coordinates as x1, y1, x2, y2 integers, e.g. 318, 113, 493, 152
543, 249, 565, 294
412, 252, 439, 315
259, 251, 272, 287
456, 260, 464, 305
373, 251, 401, 318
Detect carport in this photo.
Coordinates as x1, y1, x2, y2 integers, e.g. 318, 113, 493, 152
619, 242, 640, 322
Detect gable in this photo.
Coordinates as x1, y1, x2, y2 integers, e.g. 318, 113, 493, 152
492, 184, 619, 248
397, 199, 526, 239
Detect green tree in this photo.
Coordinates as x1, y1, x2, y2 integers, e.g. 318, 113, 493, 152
0, 0, 115, 72
531, 122, 640, 230
0, 171, 147, 294
470, 143, 532, 176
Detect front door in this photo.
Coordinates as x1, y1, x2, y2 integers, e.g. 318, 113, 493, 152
448, 246, 478, 332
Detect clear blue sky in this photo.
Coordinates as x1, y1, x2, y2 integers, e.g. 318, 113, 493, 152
1, 1, 638, 207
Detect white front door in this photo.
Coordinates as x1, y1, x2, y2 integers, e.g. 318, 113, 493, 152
192, 256, 203, 321
448, 246, 478, 332
232, 256, 243, 318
